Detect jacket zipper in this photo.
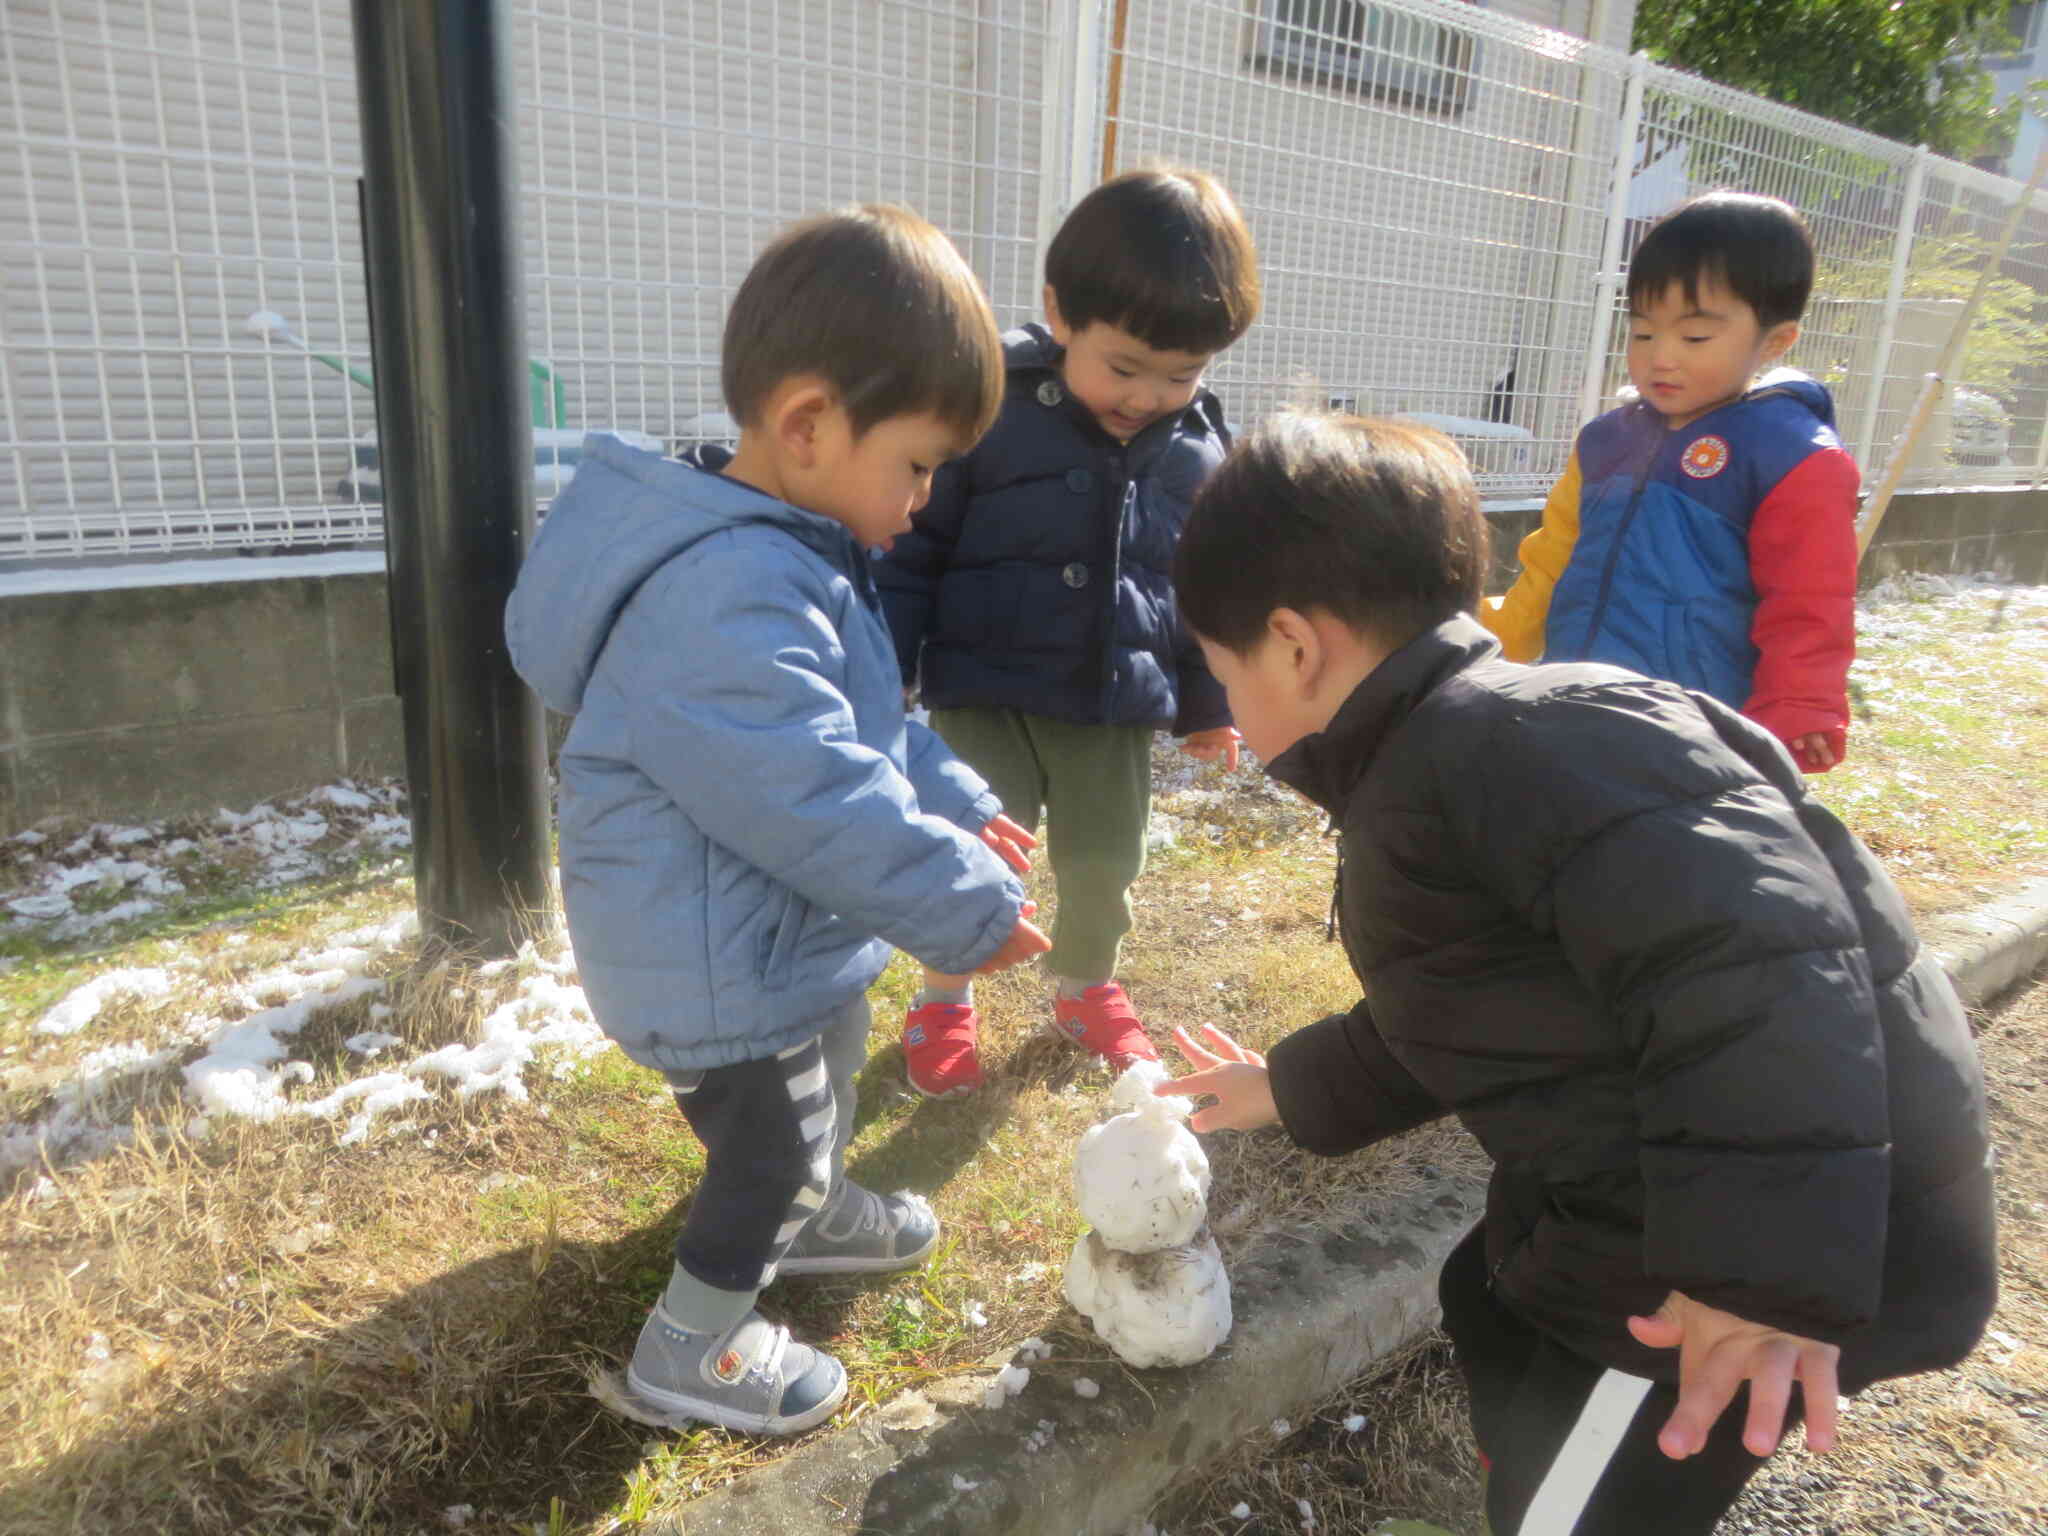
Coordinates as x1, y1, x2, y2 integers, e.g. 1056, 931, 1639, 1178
1098, 453, 1128, 718
1581, 440, 1660, 654
1324, 820, 1345, 941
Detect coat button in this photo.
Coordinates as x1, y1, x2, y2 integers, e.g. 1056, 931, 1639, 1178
1066, 468, 1092, 493
1062, 562, 1089, 588
1037, 380, 1064, 407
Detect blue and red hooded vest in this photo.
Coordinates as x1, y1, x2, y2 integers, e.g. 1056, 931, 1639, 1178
1483, 370, 1860, 764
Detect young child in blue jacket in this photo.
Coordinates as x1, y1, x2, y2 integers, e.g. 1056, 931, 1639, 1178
505, 207, 1048, 1436
877, 167, 1261, 1097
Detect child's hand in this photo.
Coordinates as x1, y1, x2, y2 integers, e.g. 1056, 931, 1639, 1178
1157, 1022, 1278, 1133
1626, 1289, 1841, 1461
1789, 732, 1838, 772
979, 813, 1038, 874
1179, 726, 1243, 771
975, 901, 1050, 974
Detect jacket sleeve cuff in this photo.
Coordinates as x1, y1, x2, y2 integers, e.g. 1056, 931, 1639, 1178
1744, 699, 1847, 758
1171, 685, 1233, 736
1641, 1142, 1889, 1341
902, 720, 996, 829
1269, 1005, 1443, 1156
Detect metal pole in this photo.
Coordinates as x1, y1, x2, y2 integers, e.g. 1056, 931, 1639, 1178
350, 0, 551, 956
1100, 0, 1131, 181
2032, 396, 2048, 491
1036, 0, 1103, 250
1854, 145, 1929, 470
971, 0, 1003, 287
1577, 51, 1649, 429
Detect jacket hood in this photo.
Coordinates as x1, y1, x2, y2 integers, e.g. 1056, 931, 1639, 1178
1001, 323, 1232, 447
505, 433, 865, 716
1005, 322, 1062, 374
1745, 367, 1836, 428
1266, 615, 1501, 812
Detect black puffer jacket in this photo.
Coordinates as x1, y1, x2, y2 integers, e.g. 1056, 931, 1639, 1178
1266, 616, 1993, 1385
876, 325, 1231, 734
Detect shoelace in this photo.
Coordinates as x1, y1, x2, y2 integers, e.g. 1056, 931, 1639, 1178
844, 1186, 897, 1238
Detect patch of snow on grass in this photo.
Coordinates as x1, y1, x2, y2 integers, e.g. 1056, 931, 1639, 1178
36, 967, 175, 1036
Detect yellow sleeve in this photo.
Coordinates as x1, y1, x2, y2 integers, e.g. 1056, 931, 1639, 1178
1479, 450, 1582, 663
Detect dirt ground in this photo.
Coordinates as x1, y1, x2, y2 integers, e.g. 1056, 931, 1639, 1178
1155, 963, 2048, 1536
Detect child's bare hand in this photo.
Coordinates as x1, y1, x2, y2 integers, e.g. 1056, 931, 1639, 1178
1157, 1022, 1277, 1133
979, 813, 1038, 874
1179, 726, 1243, 771
1789, 732, 1838, 772
976, 902, 1049, 974
1626, 1289, 1841, 1461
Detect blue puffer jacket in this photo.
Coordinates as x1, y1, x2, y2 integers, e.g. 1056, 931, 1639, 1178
505, 434, 1026, 1073
876, 325, 1233, 734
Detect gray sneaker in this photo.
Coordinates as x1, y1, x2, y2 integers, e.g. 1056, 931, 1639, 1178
777, 1183, 941, 1276
624, 1306, 846, 1435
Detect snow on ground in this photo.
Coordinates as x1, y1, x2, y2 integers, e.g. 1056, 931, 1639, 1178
3, 780, 415, 942
2, 779, 610, 1187
1825, 574, 2048, 865
4, 905, 608, 1184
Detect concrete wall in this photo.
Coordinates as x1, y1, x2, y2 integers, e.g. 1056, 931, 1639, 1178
4, 481, 2044, 837
1, 564, 404, 835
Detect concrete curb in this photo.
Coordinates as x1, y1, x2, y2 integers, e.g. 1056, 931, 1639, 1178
663, 879, 2048, 1536
672, 1178, 1484, 1536
1922, 875, 2048, 1010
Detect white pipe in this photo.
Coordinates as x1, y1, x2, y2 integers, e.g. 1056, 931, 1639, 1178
1578, 51, 1649, 428
1853, 146, 1929, 470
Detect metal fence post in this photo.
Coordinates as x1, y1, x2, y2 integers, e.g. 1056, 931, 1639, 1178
1855, 145, 1930, 471
1577, 51, 1650, 429
350, 0, 553, 958
1036, 0, 1105, 251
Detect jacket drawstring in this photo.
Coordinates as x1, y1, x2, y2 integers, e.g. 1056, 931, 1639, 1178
1325, 815, 1344, 941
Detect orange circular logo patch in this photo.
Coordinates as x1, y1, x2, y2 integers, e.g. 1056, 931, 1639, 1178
1681, 435, 1730, 479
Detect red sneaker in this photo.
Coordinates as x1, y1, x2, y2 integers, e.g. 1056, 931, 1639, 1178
1049, 983, 1160, 1069
903, 1002, 983, 1098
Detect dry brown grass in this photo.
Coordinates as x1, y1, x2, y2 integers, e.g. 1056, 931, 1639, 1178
1, 763, 1487, 1535
1809, 577, 2048, 920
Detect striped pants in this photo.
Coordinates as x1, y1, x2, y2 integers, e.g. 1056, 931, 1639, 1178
1438, 1224, 1781, 1536
663, 996, 868, 1296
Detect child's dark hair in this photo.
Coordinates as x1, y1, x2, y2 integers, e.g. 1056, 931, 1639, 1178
1176, 414, 1489, 655
1626, 191, 1814, 328
723, 204, 1004, 445
1045, 167, 1261, 355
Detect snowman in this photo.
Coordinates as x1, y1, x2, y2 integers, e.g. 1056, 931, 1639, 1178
1063, 1059, 1232, 1367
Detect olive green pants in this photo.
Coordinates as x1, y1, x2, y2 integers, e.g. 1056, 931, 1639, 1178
929, 707, 1152, 983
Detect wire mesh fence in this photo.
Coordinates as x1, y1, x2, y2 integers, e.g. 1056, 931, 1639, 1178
2, 0, 2045, 566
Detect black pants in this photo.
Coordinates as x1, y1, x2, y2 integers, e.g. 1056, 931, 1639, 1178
1439, 1224, 1780, 1536
663, 996, 868, 1295
1437, 1156, 1998, 1536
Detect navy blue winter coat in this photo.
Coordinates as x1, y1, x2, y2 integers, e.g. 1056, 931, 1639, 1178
876, 325, 1232, 735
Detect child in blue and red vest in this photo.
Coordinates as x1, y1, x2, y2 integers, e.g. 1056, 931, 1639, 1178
1483, 192, 1860, 774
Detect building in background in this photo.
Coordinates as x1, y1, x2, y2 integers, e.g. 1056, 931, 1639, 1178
1984, 2, 2047, 179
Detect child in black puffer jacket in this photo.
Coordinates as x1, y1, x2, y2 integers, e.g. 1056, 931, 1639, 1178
878, 167, 1261, 1097
1163, 412, 1995, 1536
